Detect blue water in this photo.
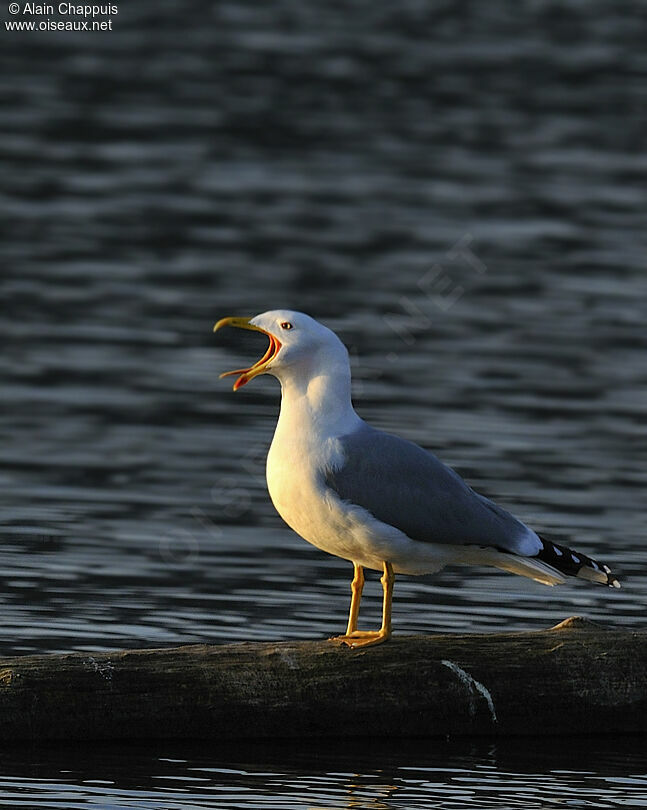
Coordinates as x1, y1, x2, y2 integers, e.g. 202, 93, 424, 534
1, 0, 646, 805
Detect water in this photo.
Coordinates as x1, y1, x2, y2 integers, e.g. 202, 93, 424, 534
1, 738, 647, 808
1, 0, 646, 805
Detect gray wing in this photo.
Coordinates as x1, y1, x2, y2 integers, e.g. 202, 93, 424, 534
325, 423, 540, 556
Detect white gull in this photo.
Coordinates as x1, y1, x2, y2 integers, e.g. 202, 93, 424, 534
214, 310, 620, 648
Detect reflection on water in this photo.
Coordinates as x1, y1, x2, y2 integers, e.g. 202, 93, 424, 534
1, 0, 646, 804
0, 736, 646, 808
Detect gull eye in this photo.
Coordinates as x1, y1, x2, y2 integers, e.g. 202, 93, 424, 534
280, 322, 293, 330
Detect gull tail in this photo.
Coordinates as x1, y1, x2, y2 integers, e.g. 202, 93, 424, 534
534, 536, 620, 589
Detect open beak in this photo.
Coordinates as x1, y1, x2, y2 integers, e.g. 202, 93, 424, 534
213, 317, 282, 391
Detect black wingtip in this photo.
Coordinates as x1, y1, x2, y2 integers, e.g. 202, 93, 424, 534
536, 536, 619, 588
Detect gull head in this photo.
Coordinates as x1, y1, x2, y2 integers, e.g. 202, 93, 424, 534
214, 310, 349, 391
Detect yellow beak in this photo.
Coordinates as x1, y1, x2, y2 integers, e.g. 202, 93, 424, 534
213, 317, 282, 391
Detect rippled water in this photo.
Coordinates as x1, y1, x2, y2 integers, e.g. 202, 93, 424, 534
1, 737, 647, 808
1, 0, 646, 805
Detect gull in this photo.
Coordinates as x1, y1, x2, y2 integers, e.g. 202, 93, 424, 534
214, 310, 619, 648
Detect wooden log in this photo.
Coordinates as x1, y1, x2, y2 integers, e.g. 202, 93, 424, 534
0, 617, 644, 741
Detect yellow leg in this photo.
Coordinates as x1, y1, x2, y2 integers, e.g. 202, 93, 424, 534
381, 560, 394, 637
329, 561, 394, 648
346, 562, 365, 635
329, 563, 364, 642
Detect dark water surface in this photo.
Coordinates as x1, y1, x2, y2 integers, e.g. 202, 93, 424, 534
1, 0, 646, 806
1, 736, 647, 809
